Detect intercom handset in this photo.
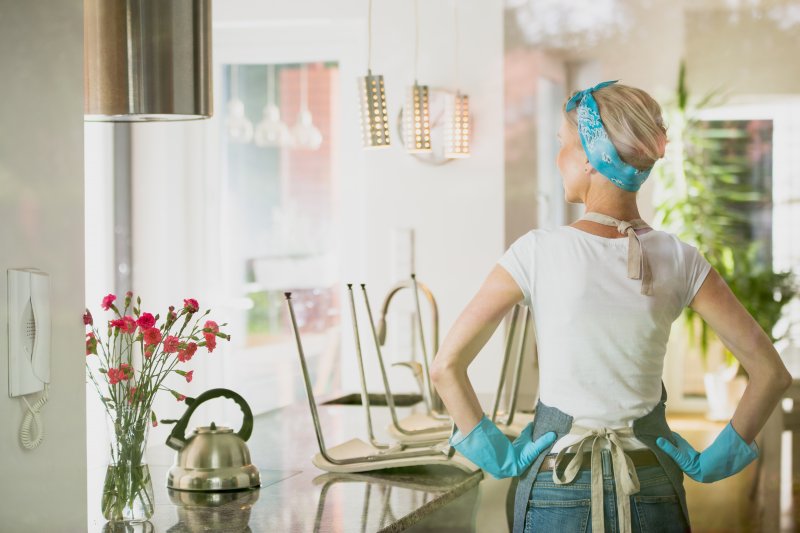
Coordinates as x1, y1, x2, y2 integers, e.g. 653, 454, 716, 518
8, 268, 51, 449
8, 268, 51, 396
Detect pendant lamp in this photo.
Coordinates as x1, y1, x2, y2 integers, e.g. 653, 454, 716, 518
358, 0, 391, 149
290, 64, 323, 150
226, 65, 254, 144
255, 65, 292, 148
404, 0, 431, 153
444, 1, 471, 158
84, 0, 213, 121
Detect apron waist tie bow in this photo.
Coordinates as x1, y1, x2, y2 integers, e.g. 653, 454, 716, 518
551, 425, 641, 533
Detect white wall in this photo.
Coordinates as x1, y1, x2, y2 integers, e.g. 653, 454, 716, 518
686, 9, 800, 98
0, 1, 87, 530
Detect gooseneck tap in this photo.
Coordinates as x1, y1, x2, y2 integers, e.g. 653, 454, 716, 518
375, 276, 447, 418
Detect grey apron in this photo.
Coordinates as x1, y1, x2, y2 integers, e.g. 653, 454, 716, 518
509, 381, 691, 532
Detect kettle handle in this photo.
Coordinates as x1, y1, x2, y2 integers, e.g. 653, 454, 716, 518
166, 388, 254, 451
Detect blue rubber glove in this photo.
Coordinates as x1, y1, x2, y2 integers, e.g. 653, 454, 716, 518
449, 414, 557, 479
655, 421, 759, 483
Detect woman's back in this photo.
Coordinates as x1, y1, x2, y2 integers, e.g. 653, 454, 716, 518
499, 225, 711, 449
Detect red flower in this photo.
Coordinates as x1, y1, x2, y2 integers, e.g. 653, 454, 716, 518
121, 316, 136, 334
143, 327, 162, 346
204, 320, 219, 353
163, 335, 180, 353
205, 336, 217, 352
108, 364, 133, 385
185, 370, 194, 383
119, 363, 133, 379
177, 342, 198, 363
101, 294, 116, 311
83, 309, 93, 326
144, 345, 155, 358
129, 387, 137, 404
183, 298, 199, 313
137, 312, 155, 329
85, 332, 97, 356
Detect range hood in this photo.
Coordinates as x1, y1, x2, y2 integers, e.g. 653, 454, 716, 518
84, 0, 213, 122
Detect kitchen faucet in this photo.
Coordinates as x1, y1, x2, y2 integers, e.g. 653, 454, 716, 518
375, 275, 448, 419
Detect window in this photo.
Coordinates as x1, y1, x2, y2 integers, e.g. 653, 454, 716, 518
219, 63, 342, 414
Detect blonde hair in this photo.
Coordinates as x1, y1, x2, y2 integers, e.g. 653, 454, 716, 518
563, 83, 667, 172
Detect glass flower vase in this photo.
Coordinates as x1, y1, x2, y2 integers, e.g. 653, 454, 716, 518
101, 409, 155, 523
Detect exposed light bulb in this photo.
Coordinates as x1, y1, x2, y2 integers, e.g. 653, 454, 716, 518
290, 64, 323, 150
290, 109, 323, 151
226, 98, 253, 144
254, 104, 291, 147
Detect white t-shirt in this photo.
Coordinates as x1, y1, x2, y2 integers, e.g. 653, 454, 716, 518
497, 225, 712, 453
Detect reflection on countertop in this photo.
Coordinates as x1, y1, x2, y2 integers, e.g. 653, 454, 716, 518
90, 390, 485, 532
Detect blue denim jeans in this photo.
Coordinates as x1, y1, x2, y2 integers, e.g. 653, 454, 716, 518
524, 449, 690, 533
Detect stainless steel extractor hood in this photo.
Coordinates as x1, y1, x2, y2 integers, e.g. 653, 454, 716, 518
84, 0, 213, 121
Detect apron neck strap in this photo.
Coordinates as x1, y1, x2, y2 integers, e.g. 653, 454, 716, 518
576, 211, 654, 296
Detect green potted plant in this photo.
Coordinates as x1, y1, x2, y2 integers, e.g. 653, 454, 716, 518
654, 61, 797, 419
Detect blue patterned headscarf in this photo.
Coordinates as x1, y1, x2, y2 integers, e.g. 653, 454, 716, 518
565, 80, 651, 192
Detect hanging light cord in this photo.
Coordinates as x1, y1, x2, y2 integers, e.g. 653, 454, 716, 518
231, 64, 239, 100
367, 0, 373, 72
300, 64, 308, 113
267, 64, 276, 107
414, 0, 419, 83
454, 0, 460, 89
20, 384, 49, 450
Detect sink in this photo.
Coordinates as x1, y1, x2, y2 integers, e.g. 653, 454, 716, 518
322, 392, 423, 407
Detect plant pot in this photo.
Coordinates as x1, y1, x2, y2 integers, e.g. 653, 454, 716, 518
101, 408, 155, 523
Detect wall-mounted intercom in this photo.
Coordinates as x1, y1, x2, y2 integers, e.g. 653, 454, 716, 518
8, 268, 51, 397
8, 268, 51, 450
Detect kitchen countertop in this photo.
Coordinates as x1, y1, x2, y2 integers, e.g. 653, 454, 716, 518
90, 390, 486, 532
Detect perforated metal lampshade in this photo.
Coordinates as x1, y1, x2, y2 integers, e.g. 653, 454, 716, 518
444, 92, 470, 158
403, 82, 431, 153
358, 71, 391, 149
84, 0, 213, 121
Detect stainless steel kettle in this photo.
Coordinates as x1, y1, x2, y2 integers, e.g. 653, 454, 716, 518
165, 388, 261, 491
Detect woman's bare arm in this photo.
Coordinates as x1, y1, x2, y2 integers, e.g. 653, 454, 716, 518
689, 266, 793, 444
430, 264, 523, 436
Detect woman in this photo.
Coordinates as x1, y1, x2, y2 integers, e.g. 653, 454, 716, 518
430, 80, 793, 532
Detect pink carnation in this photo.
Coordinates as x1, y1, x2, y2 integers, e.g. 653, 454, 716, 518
107, 365, 132, 385
163, 335, 180, 353
101, 294, 116, 311
143, 327, 162, 346
178, 342, 198, 363
85, 332, 97, 356
121, 316, 136, 334
137, 312, 155, 329
83, 309, 93, 326
204, 320, 219, 353
183, 298, 199, 313
185, 370, 194, 383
